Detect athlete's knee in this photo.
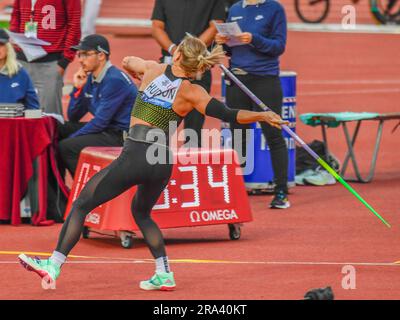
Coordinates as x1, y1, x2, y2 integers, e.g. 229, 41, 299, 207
132, 209, 149, 222
58, 138, 76, 161
72, 196, 94, 216
131, 207, 152, 227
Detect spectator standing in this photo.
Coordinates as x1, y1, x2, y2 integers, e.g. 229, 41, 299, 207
81, 0, 102, 38
10, 0, 81, 116
46, 34, 137, 221
151, 0, 225, 147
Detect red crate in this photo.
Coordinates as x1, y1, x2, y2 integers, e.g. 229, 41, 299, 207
65, 147, 253, 247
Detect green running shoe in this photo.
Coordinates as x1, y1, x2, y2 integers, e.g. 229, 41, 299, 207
140, 272, 176, 291
18, 254, 60, 284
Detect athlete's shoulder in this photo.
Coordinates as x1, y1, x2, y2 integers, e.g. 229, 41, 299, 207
179, 81, 207, 101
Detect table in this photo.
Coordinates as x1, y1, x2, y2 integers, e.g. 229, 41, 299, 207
0, 116, 69, 225
300, 112, 400, 183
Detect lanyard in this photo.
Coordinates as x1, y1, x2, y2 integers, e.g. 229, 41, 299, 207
30, 0, 38, 21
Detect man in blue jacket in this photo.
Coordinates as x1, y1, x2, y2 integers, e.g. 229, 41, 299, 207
59, 34, 137, 177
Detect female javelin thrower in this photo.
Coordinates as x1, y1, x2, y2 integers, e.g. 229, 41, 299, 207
18, 34, 286, 291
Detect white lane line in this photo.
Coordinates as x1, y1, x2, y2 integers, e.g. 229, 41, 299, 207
299, 88, 400, 96
212, 79, 400, 87
96, 18, 151, 28
300, 80, 400, 85
288, 23, 400, 34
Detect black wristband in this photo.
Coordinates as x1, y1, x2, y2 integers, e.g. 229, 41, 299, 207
205, 98, 239, 123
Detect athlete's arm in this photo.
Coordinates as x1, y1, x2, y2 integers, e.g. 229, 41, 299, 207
152, 20, 176, 54
122, 56, 159, 79
199, 20, 223, 47
187, 84, 287, 129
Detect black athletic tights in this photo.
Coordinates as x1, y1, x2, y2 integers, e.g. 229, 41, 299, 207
55, 133, 173, 258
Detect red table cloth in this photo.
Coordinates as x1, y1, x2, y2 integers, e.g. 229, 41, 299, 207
0, 116, 69, 225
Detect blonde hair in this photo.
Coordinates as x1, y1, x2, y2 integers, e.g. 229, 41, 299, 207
177, 34, 225, 77
2, 43, 20, 77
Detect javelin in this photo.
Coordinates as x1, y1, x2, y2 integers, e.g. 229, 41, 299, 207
220, 64, 390, 228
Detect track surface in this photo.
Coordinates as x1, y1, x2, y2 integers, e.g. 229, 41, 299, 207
1, 25, 400, 300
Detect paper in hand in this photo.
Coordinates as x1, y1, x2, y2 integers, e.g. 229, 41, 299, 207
6, 30, 51, 46
5, 30, 50, 62
214, 21, 245, 47
17, 42, 48, 62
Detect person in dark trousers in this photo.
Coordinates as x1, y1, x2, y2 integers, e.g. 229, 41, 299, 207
151, 0, 225, 147
10, 0, 81, 116
224, 0, 241, 12
58, 34, 138, 178
18, 35, 287, 291
81, 0, 102, 38
216, 0, 290, 209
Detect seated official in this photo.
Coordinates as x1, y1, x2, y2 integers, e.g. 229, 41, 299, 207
59, 34, 138, 177
0, 29, 39, 109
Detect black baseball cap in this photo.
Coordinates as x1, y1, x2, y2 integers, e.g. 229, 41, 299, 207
71, 34, 110, 55
0, 29, 10, 44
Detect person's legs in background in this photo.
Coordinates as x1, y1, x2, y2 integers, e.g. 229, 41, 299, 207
55, 121, 87, 178
227, 74, 290, 209
46, 122, 87, 222
47, 126, 123, 222
19, 60, 64, 116
183, 69, 211, 148
82, 0, 103, 38
58, 122, 87, 141
58, 129, 124, 177
226, 74, 253, 169
251, 75, 290, 209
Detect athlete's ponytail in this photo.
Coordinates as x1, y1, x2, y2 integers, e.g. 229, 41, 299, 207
177, 34, 225, 77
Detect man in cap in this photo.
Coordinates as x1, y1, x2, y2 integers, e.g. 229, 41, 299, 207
10, 0, 81, 116
58, 34, 138, 177
47, 34, 137, 222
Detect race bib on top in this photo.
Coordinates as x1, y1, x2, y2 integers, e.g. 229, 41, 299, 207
142, 74, 182, 109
